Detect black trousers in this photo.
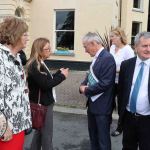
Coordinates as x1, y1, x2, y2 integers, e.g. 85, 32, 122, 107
122, 111, 150, 150
87, 111, 111, 150
112, 84, 122, 132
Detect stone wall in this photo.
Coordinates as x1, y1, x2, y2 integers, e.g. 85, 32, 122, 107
55, 71, 87, 108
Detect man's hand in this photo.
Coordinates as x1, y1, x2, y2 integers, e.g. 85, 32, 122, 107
79, 85, 88, 94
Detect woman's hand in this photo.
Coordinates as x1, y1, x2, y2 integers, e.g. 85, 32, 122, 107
60, 68, 69, 78
1, 126, 13, 142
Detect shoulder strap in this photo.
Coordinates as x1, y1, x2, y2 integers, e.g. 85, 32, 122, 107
41, 60, 57, 102
38, 90, 41, 104
89, 65, 99, 83
41, 60, 53, 78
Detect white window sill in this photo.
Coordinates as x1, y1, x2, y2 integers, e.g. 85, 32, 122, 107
132, 8, 144, 13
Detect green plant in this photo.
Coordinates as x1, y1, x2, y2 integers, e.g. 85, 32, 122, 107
96, 27, 112, 51
56, 47, 69, 51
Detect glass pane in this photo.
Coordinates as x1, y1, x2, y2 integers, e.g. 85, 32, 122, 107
133, 0, 140, 9
56, 31, 74, 50
131, 37, 135, 46
56, 11, 74, 30
132, 22, 140, 36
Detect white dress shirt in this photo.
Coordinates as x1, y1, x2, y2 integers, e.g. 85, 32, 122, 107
91, 47, 104, 67
127, 56, 150, 115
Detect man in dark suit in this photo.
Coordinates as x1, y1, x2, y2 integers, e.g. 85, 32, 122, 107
118, 31, 150, 150
79, 32, 116, 150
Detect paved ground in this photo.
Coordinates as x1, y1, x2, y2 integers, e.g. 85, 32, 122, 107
24, 111, 122, 150
53, 111, 122, 150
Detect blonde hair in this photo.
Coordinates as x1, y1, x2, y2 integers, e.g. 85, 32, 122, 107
26, 37, 50, 74
0, 16, 28, 46
110, 27, 127, 45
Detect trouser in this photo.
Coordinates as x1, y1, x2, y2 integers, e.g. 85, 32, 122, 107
122, 111, 150, 150
112, 84, 123, 132
88, 111, 111, 150
30, 104, 54, 150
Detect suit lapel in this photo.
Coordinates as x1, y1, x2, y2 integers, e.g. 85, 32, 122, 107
124, 57, 137, 102
148, 69, 150, 103
127, 58, 136, 89
93, 49, 105, 68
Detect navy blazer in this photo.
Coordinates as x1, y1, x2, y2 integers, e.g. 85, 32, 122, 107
81, 49, 116, 115
118, 57, 150, 123
28, 61, 66, 106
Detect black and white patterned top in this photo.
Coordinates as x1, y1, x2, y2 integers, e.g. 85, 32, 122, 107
0, 44, 32, 134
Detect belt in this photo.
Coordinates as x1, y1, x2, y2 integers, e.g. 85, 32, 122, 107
126, 110, 150, 118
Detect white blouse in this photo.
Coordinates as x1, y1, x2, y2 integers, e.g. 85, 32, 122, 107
0, 44, 32, 134
110, 44, 135, 83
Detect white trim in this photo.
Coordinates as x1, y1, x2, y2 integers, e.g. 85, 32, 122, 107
132, 8, 144, 13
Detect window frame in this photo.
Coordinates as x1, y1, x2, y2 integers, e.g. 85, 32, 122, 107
131, 21, 142, 46
132, 0, 143, 12
53, 9, 75, 56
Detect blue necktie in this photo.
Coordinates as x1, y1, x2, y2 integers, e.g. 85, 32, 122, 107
130, 62, 144, 113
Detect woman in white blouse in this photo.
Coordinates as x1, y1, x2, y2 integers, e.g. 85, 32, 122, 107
110, 27, 135, 136
0, 16, 32, 149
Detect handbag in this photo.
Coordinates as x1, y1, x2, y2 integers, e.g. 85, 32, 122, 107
30, 90, 47, 130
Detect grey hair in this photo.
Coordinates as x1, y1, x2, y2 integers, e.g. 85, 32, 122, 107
82, 32, 102, 44
134, 31, 150, 45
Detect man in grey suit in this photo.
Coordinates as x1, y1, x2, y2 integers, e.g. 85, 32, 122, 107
80, 32, 116, 150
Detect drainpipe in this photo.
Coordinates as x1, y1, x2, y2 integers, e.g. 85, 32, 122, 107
119, 0, 122, 27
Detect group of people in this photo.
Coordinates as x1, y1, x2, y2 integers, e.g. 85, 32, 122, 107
0, 16, 150, 150
80, 30, 150, 150
0, 16, 69, 150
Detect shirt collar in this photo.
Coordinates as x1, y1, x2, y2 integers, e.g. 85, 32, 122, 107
0, 44, 10, 52
94, 47, 104, 59
0, 44, 20, 62
136, 56, 150, 67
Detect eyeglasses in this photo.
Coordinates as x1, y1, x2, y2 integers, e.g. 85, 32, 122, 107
43, 48, 51, 51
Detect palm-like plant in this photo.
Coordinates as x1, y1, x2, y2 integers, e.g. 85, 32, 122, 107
96, 27, 112, 51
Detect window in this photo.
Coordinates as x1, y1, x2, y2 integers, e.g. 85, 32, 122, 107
54, 10, 75, 55
133, 0, 142, 9
131, 22, 141, 45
